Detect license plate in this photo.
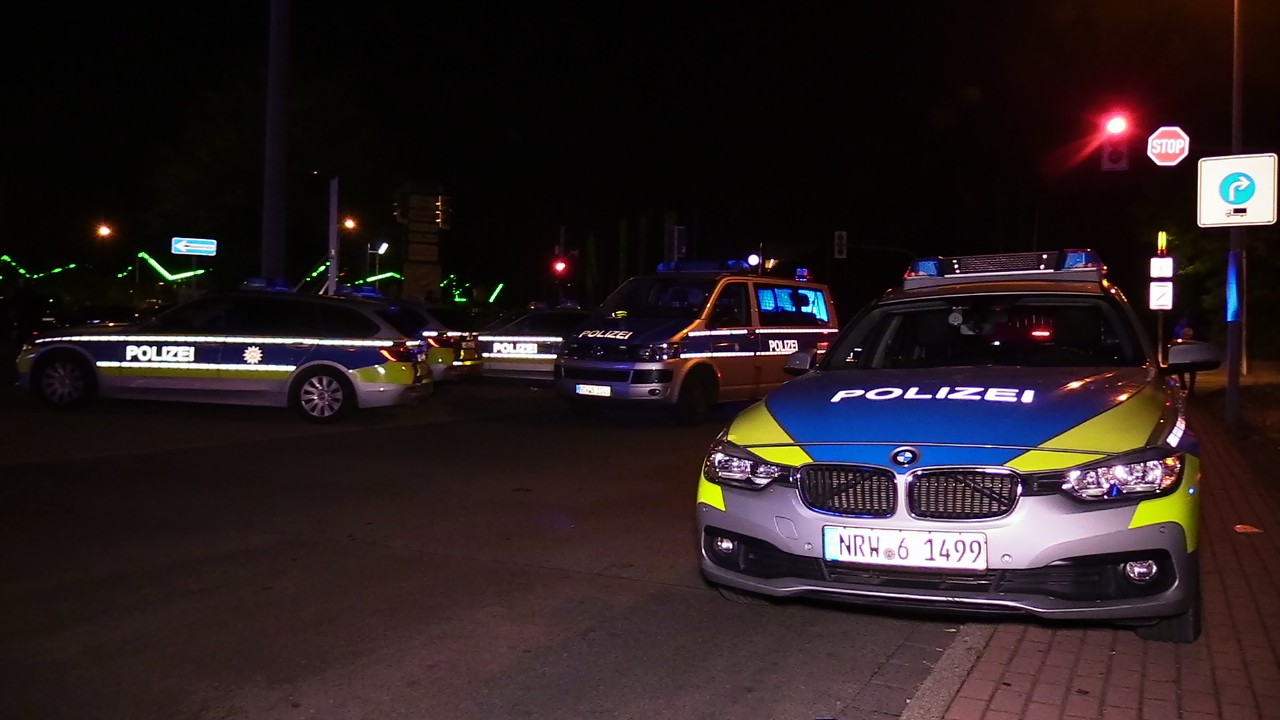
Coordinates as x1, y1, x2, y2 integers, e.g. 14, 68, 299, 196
462, 341, 476, 349
823, 526, 987, 570
575, 384, 611, 397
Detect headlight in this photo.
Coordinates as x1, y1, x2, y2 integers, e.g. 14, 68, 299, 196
633, 342, 680, 361
703, 437, 793, 490
1061, 448, 1184, 500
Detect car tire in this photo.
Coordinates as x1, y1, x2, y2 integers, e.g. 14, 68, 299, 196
291, 367, 356, 423
716, 585, 773, 605
34, 352, 96, 409
1134, 582, 1202, 643
676, 370, 716, 425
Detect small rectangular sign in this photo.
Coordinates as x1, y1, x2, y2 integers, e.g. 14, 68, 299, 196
1150, 256, 1174, 279
171, 237, 217, 256
1149, 281, 1174, 311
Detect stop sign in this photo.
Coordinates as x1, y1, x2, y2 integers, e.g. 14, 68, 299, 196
1147, 126, 1191, 166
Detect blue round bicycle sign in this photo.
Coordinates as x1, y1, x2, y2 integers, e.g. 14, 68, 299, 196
1219, 172, 1257, 205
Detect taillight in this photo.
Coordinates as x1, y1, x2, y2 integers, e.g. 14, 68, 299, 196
423, 333, 459, 349
380, 344, 418, 363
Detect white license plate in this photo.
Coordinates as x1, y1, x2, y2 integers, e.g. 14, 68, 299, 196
823, 526, 987, 570
575, 384, 611, 397
461, 341, 476, 349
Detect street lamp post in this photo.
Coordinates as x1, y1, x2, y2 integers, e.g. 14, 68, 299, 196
1225, 0, 1245, 429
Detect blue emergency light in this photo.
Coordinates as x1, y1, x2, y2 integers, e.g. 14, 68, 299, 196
902, 250, 1106, 289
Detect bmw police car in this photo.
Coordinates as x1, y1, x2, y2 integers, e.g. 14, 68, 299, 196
697, 250, 1222, 642
15, 289, 433, 422
555, 261, 838, 423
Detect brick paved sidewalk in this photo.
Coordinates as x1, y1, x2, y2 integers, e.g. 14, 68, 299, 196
937, 390, 1280, 720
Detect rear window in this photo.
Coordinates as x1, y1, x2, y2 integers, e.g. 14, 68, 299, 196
372, 307, 425, 338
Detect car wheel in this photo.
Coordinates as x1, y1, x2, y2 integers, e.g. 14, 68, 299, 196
716, 585, 773, 605
1134, 581, 1202, 643
35, 352, 96, 409
676, 371, 716, 425
291, 367, 355, 423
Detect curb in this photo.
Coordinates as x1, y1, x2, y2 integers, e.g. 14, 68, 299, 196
900, 622, 995, 720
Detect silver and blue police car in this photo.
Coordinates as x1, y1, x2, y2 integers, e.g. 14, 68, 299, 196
697, 250, 1222, 642
15, 289, 433, 422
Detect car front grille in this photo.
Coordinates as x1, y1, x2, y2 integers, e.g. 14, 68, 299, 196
563, 343, 632, 361
907, 470, 1020, 520
561, 366, 631, 382
798, 464, 897, 518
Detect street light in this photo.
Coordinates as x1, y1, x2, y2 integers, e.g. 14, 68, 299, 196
96, 223, 113, 238
343, 216, 358, 231
368, 241, 390, 289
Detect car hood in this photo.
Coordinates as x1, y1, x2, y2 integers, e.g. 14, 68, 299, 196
729, 366, 1171, 469
568, 317, 695, 345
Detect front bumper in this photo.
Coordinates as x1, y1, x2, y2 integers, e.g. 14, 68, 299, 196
553, 359, 679, 404
697, 479, 1197, 621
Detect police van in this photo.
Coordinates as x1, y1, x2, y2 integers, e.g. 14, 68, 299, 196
554, 261, 838, 422
697, 250, 1222, 642
15, 289, 433, 422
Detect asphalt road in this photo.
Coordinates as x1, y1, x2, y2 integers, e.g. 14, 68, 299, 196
0, 381, 961, 720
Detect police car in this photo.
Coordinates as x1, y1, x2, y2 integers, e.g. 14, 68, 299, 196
15, 289, 433, 422
554, 261, 839, 423
697, 250, 1222, 642
477, 308, 591, 382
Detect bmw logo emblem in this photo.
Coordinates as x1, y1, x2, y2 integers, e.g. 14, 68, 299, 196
891, 447, 920, 467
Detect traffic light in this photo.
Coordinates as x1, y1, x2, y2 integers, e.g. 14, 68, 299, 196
1100, 112, 1130, 171
552, 258, 568, 276
1101, 140, 1130, 171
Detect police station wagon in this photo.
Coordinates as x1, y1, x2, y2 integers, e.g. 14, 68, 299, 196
554, 261, 838, 423
697, 250, 1222, 642
15, 290, 433, 422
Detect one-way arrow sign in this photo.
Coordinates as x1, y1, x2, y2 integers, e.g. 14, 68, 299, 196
171, 237, 218, 256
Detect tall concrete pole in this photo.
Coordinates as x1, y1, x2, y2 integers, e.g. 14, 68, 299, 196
260, 0, 290, 281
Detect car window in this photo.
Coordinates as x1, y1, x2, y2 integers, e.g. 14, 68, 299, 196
709, 282, 750, 328
224, 297, 320, 336
316, 305, 381, 338
375, 306, 429, 337
149, 296, 235, 333
756, 284, 831, 326
824, 295, 1144, 370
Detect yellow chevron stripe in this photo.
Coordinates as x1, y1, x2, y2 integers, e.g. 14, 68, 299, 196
1006, 385, 1166, 472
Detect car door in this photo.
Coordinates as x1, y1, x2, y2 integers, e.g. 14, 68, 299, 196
703, 281, 759, 400
113, 295, 230, 395
216, 296, 320, 396
753, 281, 837, 391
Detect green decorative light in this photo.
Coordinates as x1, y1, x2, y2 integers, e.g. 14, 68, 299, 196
306, 261, 331, 280
138, 251, 206, 281
488, 283, 504, 303
351, 271, 403, 284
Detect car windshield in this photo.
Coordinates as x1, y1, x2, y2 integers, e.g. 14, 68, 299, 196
824, 294, 1147, 370
597, 276, 719, 320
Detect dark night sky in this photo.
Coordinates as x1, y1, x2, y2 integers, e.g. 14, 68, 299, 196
4, 2, 1279, 307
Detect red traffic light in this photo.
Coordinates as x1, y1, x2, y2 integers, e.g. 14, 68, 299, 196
552, 258, 568, 275
1104, 113, 1129, 135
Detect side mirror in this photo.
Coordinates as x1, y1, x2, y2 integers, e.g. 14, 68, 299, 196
783, 350, 815, 376
1165, 339, 1222, 374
